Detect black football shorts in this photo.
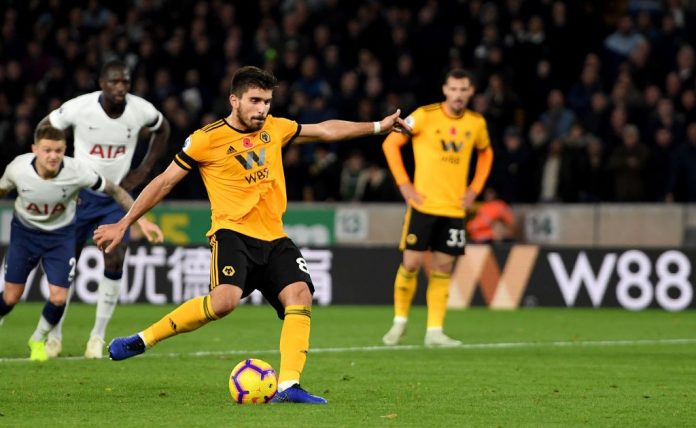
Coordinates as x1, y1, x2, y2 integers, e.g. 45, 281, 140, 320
399, 207, 466, 256
209, 229, 314, 319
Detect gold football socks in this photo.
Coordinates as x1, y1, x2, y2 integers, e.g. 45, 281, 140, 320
426, 271, 451, 329
393, 265, 418, 319
142, 295, 218, 346
278, 305, 311, 388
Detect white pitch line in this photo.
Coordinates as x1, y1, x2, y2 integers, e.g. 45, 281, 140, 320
1, 338, 695, 363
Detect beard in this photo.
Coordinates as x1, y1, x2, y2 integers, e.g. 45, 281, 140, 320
101, 95, 126, 114
235, 105, 266, 131
448, 99, 466, 115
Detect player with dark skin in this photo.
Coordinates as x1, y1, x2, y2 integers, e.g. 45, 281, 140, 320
36, 62, 171, 358
38, 65, 170, 274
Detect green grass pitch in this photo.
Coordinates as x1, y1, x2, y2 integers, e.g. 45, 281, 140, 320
1, 303, 695, 426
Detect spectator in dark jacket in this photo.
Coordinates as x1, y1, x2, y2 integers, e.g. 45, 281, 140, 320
608, 124, 650, 201
668, 122, 696, 202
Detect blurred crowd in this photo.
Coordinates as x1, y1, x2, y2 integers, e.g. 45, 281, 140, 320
1, 0, 696, 202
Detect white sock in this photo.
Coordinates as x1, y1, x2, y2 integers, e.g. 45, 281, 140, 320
426, 327, 443, 334
393, 316, 407, 325
137, 332, 150, 348
48, 286, 74, 341
90, 277, 121, 340
278, 380, 299, 392
30, 316, 54, 342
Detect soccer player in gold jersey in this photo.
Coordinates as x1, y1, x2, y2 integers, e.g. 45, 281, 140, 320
381, 69, 494, 347
93, 66, 408, 404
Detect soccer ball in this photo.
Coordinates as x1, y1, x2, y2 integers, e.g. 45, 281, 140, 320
229, 358, 278, 404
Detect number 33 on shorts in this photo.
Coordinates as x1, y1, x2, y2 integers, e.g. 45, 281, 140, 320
446, 228, 466, 248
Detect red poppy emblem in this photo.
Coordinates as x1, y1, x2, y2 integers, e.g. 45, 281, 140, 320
449, 127, 457, 136
243, 138, 253, 148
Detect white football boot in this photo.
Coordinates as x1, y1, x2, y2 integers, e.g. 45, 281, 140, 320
45, 337, 63, 358
84, 336, 105, 359
425, 330, 462, 347
382, 323, 407, 346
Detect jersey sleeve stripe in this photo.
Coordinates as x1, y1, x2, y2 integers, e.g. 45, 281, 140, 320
90, 175, 103, 191
203, 121, 225, 133
202, 119, 223, 132
145, 113, 163, 131
286, 123, 302, 146
174, 151, 196, 171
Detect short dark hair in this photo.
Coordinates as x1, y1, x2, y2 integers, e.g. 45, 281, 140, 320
444, 69, 477, 86
34, 125, 66, 143
100, 59, 128, 78
230, 66, 277, 96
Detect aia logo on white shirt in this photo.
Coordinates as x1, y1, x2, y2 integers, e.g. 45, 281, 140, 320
89, 144, 126, 159
26, 202, 66, 215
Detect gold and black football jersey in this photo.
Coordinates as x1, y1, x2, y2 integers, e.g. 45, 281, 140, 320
405, 103, 490, 218
175, 115, 301, 241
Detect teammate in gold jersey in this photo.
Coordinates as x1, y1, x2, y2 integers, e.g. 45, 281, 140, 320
93, 66, 408, 404
381, 69, 494, 347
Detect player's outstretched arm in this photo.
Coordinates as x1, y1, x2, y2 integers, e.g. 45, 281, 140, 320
102, 179, 164, 244
293, 109, 410, 144
95, 161, 187, 253
120, 117, 171, 191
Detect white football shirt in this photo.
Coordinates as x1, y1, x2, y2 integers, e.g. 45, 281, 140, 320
48, 91, 163, 184
0, 154, 106, 231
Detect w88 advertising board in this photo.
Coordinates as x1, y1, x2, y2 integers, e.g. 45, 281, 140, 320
2, 244, 695, 311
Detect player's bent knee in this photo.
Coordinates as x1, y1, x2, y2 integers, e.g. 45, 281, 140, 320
279, 281, 312, 307
48, 286, 69, 305
213, 302, 235, 317
401, 261, 421, 273
49, 295, 68, 306
2, 285, 24, 305
3, 296, 20, 305
402, 250, 424, 272
3, 282, 27, 305
211, 298, 237, 317
210, 285, 242, 317
401, 258, 422, 273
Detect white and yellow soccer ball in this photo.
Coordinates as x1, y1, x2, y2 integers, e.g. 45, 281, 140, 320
229, 358, 278, 404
